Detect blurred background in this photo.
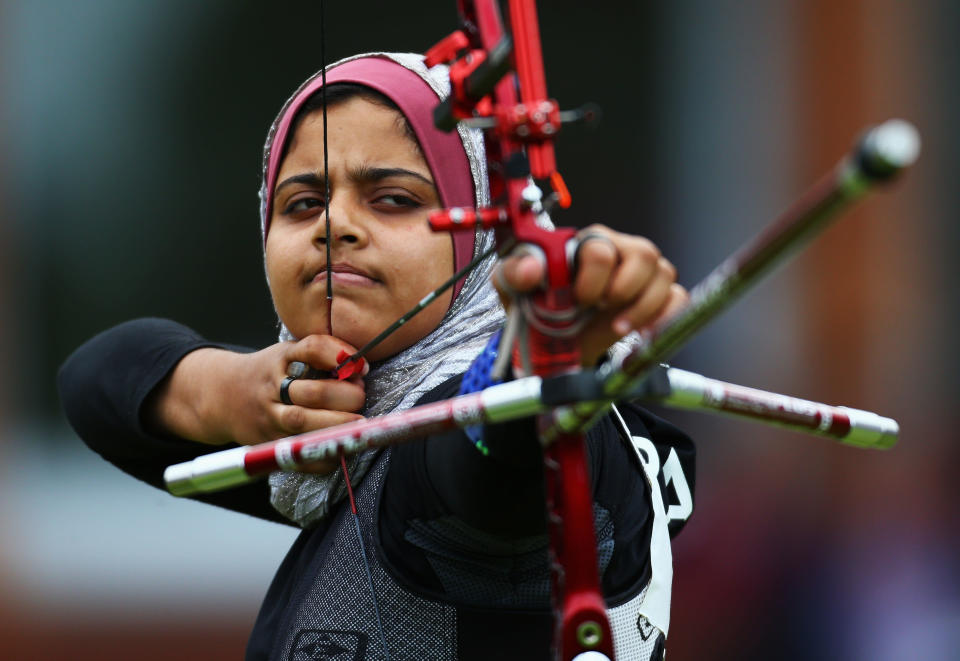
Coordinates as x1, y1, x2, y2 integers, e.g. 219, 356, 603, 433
1, 0, 957, 659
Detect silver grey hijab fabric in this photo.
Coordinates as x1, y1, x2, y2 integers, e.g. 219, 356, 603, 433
263, 53, 504, 528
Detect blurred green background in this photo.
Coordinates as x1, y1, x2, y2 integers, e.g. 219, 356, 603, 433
1, 1, 957, 659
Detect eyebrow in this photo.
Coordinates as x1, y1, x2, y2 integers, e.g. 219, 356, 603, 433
274, 173, 325, 197
274, 166, 434, 197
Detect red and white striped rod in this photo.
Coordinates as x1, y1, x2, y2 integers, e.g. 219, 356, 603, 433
164, 377, 544, 497
644, 366, 898, 448
545, 119, 920, 441
164, 362, 898, 496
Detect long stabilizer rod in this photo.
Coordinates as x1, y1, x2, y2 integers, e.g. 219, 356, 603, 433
546, 119, 919, 440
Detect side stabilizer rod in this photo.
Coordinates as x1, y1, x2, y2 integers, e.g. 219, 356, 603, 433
164, 363, 897, 497
634, 366, 898, 449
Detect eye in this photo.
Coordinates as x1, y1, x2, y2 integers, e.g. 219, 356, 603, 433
373, 193, 421, 209
283, 196, 326, 216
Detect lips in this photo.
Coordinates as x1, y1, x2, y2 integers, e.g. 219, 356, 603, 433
309, 263, 379, 287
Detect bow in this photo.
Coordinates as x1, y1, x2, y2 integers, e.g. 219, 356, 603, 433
163, 2, 918, 659
424, 3, 615, 657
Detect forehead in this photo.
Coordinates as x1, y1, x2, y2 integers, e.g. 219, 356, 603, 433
280, 97, 426, 175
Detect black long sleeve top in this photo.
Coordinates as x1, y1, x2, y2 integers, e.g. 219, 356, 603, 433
58, 318, 695, 660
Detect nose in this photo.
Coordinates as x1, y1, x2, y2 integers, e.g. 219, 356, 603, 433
312, 196, 368, 248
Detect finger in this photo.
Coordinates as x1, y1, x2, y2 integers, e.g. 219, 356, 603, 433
649, 283, 690, 326
285, 378, 366, 413
273, 405, 365, 437
573, 232, 618, 307
494, 253, 544, 298
612, 258, 677, 335
286, 335, 361, 372
345, 372, 366, 387
603, 237, 662, 308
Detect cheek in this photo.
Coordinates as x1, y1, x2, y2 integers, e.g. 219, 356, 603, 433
404, 232, 454, 319
264, 237, 281, 285
264, 233, 296, 302
412, 232, 454, 283
368, 232, 453, 354
376, 224, 451, 280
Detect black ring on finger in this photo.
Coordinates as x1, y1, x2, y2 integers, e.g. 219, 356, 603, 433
574, 230, 619, 273
576, 230, 618, 256
280, 376, 297, 405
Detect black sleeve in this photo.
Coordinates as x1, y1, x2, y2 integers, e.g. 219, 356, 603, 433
57, 317, 288, 524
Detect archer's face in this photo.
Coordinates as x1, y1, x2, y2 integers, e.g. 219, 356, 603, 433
266, 97, 454, 360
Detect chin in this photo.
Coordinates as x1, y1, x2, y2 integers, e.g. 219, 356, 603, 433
362, 339, 403, 363
358, 329, 423, 363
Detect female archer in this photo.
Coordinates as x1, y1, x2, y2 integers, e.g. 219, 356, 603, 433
59, 53, 695, 660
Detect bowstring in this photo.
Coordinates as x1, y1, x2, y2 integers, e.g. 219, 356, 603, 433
319, 2, 389, 658
320, 2, 332, 337
339, 452, 391, 660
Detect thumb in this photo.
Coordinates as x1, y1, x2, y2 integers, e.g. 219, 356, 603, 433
493, 253, 544, 301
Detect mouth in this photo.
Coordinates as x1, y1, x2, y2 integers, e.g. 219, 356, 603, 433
309, 263, 380, 287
